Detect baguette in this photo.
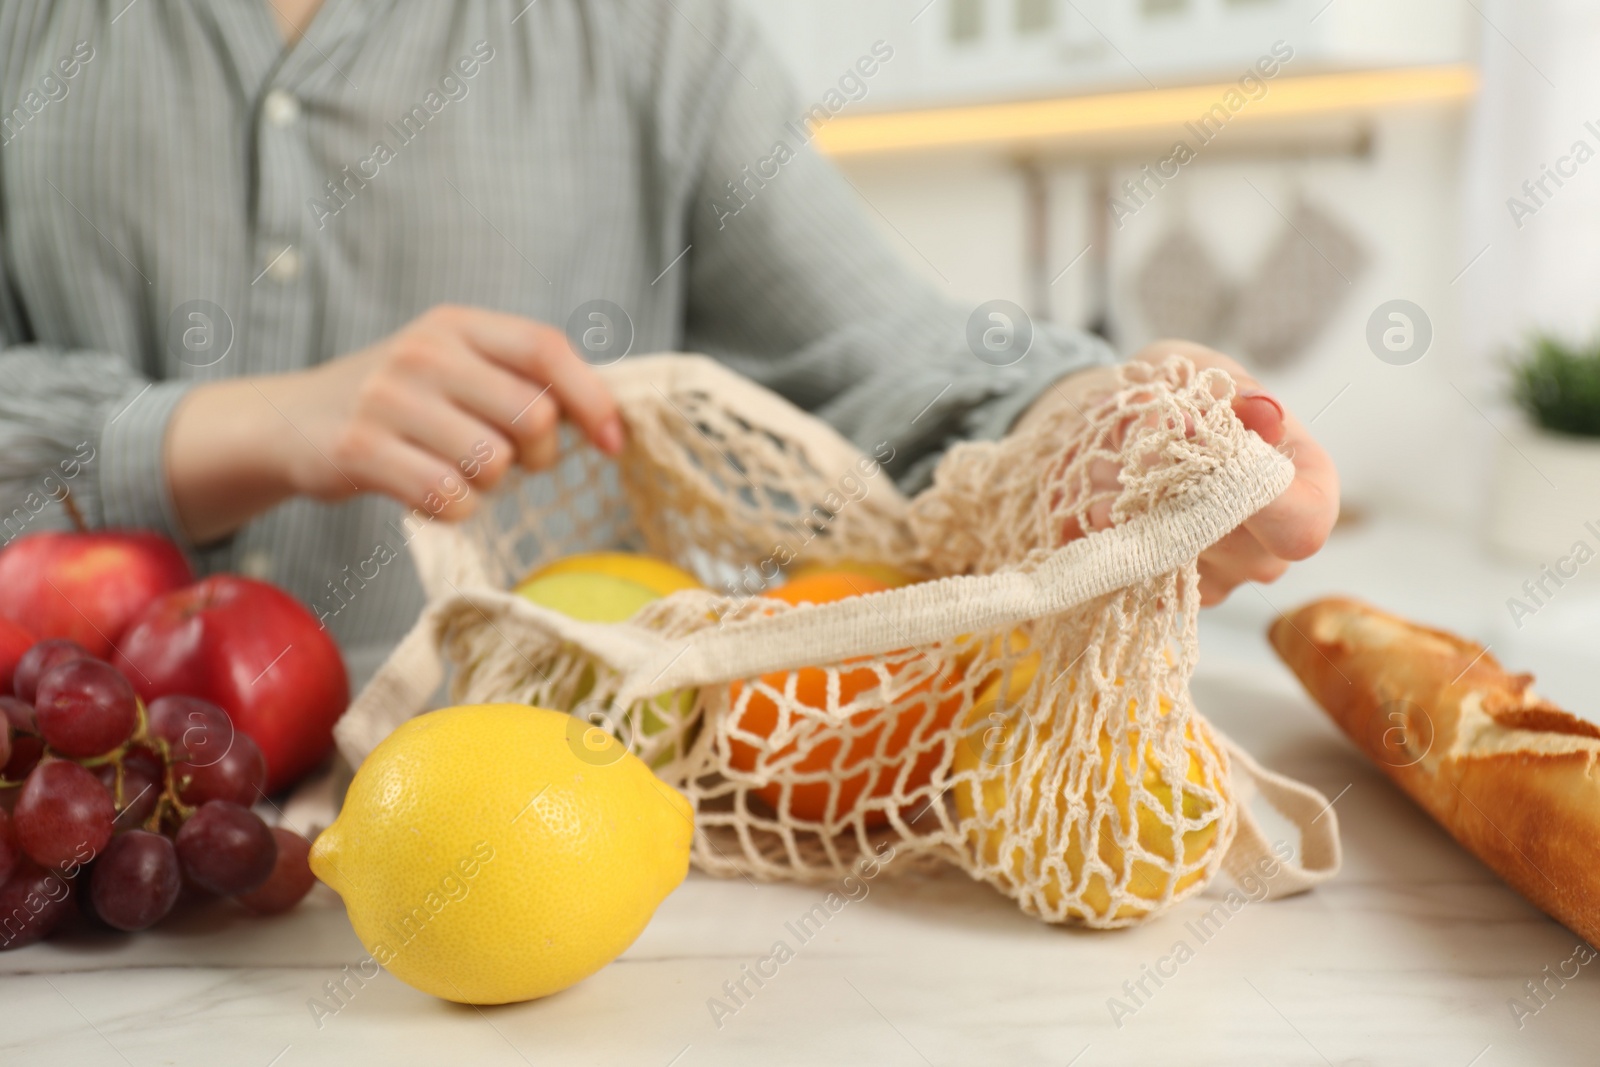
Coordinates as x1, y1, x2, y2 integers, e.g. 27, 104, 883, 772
1269, 596, 1600, 945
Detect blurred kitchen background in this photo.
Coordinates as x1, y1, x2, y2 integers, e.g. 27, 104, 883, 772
737, 0, 1600, 712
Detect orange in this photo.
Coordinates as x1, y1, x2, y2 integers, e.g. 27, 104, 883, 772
786, 559, 920, 589
727, 572, 963, 826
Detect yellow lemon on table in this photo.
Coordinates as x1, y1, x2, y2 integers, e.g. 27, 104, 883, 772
520, 550, 702, 598
951, 649, 1225, 923
311, 704, 693, 1005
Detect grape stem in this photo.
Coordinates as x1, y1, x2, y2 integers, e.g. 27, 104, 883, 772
126, 698, 195, 830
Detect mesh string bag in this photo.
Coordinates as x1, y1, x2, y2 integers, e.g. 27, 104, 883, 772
335, 353, 1341, 927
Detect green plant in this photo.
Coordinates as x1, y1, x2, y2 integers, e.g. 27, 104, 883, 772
1510, 335, 1600, 437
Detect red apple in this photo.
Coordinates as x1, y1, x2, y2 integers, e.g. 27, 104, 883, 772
0, 619, 34, 694
113, 576, 348, 793
0, 531, 192, 658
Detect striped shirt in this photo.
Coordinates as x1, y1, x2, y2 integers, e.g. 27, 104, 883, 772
0, 0, 1115, 672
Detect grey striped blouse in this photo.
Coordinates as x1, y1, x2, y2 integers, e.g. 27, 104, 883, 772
0, 0, 1114, 668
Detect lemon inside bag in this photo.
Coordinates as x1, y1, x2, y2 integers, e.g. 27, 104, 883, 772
951, 634, 1229, 924
512, 556, 701, 769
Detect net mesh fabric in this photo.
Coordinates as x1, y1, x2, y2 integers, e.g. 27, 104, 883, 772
402, 353, 1277, 927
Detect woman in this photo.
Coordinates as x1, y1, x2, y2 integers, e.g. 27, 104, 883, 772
0, 0, 1335, 673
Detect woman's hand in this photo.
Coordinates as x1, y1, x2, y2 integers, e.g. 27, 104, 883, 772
1026, 340, 1339, 605
166, 305, 624, 545
1137, 340, 1338, 605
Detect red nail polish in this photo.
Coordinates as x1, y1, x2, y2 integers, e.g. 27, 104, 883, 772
1239, 389, 1285, 421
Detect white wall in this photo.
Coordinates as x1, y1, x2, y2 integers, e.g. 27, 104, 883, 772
833, 109, 1479, 525
1096, 109, 1477, 525
741, 0, 1472, 107
835, 153, 1031, 306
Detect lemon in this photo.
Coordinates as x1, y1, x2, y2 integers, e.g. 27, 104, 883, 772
311, 704, 693, 1004
515, 571, 660, 622
520, 550, 702, 597
515, 568, 695, 766
951, 649, 1224, 923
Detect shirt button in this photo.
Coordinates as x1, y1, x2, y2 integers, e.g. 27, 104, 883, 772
264, 245, 302, 283
239, 549, 274, 580
263, 89, 301, 127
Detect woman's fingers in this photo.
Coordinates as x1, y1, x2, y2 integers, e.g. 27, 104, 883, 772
1232, 391, 1286, 446
441, 306, 625, 456
1134, 338, 1339, 566
368, 378, 514, 492
331, 426, 480, 522
1239, 385, 1339, 562
1195, 553, 1287, 606
1196, 560, 1232, 607
403, 328, 564, 473
1224, 377, 1338, 562
270, 305, 626, 525
1241, 431, 1340, 561
1198, 524, 1289, 597
1212, 363, 1337, 562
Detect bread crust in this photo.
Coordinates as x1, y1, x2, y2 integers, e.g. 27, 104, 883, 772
1269, 596, 1600, 945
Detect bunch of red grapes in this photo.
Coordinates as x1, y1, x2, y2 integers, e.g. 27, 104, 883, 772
0, 639, 315, 947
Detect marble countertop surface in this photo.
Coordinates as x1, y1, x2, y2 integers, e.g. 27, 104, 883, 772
3, 514, 1597, 1067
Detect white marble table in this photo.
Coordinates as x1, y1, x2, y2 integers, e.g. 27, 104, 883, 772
3, 516, 1597, 1067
